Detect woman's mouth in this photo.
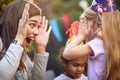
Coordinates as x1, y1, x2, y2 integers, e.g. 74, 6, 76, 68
25, 37, 32, 47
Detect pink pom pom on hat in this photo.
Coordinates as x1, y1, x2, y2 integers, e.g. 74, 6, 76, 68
90, 0, 117, 13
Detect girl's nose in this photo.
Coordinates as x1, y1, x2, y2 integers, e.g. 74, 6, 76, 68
77, 66, 83, 72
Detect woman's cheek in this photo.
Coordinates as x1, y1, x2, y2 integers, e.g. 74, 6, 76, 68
26, 27, 31, 36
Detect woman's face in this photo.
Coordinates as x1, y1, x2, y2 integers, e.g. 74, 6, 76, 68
24, 15, 41, 48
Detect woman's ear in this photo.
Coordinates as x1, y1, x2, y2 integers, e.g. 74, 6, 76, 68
0, 20, 3, 26
0, 21, 3, 31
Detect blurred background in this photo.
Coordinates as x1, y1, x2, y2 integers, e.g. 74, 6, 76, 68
0, 0, 120, 79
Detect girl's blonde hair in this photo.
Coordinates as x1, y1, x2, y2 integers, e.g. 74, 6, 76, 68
81, 7, 97, 20
80, 7, 102, 39
102, 10, 120, 80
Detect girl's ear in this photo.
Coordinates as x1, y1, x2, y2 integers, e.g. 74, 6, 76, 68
95, 28, 103, 39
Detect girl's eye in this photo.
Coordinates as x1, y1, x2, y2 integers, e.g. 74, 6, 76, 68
29, 23, 36, 28
72, 63, 79, 67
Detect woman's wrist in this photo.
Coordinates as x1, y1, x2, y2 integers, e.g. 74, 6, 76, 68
14, 35, 25, 47
77, 34, 86, 41
35, 46, 45, 54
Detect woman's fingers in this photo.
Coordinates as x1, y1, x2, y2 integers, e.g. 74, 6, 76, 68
44, 20, 48, 31
38, 15, 52, 35
40, 16, 50, 32
21, 3, 30, 24
19, 3, 29, 31
41, 16, 46, 29
47, 26, 52, 35
17, 3, 30, 36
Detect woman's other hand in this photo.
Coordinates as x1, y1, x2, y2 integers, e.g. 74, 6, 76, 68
34, 16, 52, 54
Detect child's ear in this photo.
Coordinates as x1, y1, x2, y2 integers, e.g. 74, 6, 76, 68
95, 28, 103, 39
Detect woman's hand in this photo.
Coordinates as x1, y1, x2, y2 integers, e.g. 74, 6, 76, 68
34, 16, 52, 54
15, 3, 30, 46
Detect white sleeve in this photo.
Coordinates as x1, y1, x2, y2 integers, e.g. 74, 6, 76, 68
31, 52, 49, 80
0, 43, 23, 80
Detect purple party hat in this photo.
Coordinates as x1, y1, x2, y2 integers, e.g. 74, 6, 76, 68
91, 0, 116, 13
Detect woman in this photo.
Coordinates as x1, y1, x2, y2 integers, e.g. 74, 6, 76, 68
0, 0, 51, 80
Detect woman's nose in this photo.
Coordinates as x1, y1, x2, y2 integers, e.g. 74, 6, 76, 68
33, 29, 39, 35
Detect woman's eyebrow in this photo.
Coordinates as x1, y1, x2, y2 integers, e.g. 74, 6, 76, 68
29, 20, 38, 23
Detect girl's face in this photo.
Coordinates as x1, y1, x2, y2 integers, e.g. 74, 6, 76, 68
24, 15, 41, 48
87, 20, 95, 40
87, 20, 99, 41
65, 57, 86, 79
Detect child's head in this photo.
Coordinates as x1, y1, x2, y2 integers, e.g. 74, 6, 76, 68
80, 8, 101, 40
58, 47, 87, 79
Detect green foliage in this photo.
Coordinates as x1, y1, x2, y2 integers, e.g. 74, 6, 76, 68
51, 0, 80, 14
116, 0, 120, 10
0, 0, 13, 12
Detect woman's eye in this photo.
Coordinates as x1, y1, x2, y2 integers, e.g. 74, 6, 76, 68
29, 23, 36, 28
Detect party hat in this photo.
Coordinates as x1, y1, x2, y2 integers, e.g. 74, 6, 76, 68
90, 0, 116, 13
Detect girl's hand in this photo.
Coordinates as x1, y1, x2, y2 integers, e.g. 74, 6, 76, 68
15, 3, 30, 46
78, 17, 90, 40
34, 16, 52, 53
